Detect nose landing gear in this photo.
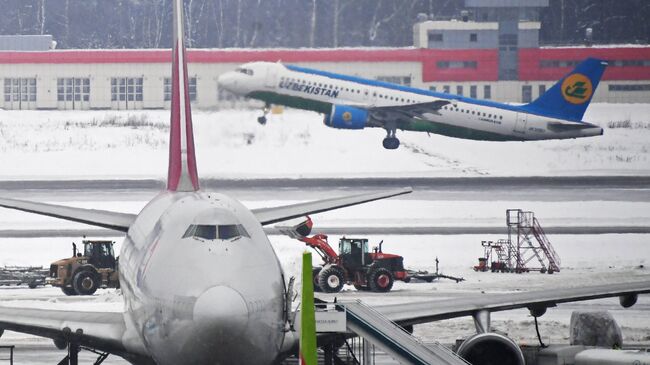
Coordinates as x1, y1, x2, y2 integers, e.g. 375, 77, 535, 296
382, 129, 400, 149
257, 103, 270, 125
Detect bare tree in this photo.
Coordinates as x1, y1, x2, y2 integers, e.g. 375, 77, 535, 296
368, 1, 400, 44
309, 0, 317, 47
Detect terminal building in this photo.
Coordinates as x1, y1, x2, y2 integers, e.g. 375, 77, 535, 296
1, 0, 649, 110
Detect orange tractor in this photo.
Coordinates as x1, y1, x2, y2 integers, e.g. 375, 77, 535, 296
279, 217, 409, 293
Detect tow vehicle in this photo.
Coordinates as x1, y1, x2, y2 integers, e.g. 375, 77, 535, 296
48, 240, 119, 295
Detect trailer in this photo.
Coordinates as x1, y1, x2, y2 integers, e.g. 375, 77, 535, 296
0, 266, 48, 288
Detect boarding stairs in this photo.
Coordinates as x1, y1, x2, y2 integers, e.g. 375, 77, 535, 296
507, 209, 561, 273
341, 300, 469, 365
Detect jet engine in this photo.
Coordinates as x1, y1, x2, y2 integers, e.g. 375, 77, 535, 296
323, 105, 368, 130
456, 332, 525, 365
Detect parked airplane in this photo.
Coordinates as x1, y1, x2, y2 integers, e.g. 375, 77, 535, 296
0, 1, 648, 364
218, 58, 607, 149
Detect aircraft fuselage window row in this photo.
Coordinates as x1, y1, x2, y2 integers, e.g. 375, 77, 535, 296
281, 75, 425, 104
441, 105, 503, 120
182, 224, 250, 241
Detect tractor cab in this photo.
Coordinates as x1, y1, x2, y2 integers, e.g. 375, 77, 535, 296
338, 238, 372, 268
83, 240, 116, 270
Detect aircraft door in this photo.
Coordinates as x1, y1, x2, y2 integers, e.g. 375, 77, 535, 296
514, 113, 528, 134
264, 66, 277, 89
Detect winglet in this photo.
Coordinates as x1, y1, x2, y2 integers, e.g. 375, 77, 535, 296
299, 251, 318, 365
167, 0, 199, 192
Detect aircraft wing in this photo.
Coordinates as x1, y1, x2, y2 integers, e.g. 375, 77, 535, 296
0, 197, 136, 232
371, 280, 650, 327
368, 100, 451, 122
0, 306, 147, 360
252, 188, 412, 226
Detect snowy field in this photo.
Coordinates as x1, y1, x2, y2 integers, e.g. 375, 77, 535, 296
0, 105, 649, 362
0, 104, 649, 180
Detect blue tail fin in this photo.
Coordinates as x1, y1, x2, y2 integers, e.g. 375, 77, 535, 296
522, 57, 608, 122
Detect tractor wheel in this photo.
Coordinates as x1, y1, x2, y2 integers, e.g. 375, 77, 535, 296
61, 286, 78, 296
369, 268, 394, 293
318, 267, 345, 293
72, 271, 99, 295
312, 267, 323, 292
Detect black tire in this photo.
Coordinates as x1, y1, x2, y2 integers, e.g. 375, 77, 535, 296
72, 270, 99, 295
28, 282, 38, 289
312, 267, 323, 292
369, 268, 394, 292
257, 116, 267, 125
61, 286, 77, 296
318, 267, 345, 293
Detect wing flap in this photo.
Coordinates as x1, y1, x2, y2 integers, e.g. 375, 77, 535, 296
372, 280, 650, 327
0, 197, 136, 232
252, 188, 412, 226
370, 100, 451, 121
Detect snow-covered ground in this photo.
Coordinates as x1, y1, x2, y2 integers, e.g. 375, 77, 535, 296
1, 104, 649, 180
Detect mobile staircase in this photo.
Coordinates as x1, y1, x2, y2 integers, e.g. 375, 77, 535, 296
507, 209, 561, 273
340, 300, 469, 365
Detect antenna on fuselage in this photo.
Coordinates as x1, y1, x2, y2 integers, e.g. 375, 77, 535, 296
167, 0, 200, 192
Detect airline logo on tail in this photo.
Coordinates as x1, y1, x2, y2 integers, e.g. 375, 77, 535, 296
561, 73, 593, 104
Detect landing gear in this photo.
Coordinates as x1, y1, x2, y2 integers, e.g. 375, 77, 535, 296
257, 104, 270, 125
382, 128, 400, 149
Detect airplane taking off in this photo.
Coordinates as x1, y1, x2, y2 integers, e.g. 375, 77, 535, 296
0, 2, 648, 365
218, 58, 607, 149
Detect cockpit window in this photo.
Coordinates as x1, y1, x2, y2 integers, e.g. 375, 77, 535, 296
235, 67, 254, 76
183, 224, 250, 241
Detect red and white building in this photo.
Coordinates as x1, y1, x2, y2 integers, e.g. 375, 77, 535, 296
1, 45, 649, 110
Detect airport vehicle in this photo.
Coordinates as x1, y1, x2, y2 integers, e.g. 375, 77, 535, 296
0, 2, 648, 365
218, 58, 606, 149
48, 240, 119, 296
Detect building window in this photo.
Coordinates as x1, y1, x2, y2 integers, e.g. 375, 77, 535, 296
608, 84, 650, 91
428, 32, 443, 42
540, 60, 581, 68
437, 61, 477, 69
429, 86, 437, 92
164, 77, 197, 101
484, 85, 491, 99
4, 78, 36, 103
111, 77, 143, 102
443, 85, 450, 93
57, 78, 90, 103
522, 85, 532, 103
456, 85, 463, 96
470, 33, 478, 42
376, 76, 411, 86
538, 84, 546, 97
470, 85, 477, 98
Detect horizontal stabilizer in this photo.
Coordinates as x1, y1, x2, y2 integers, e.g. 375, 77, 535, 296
547, 121, 599, 132
253, 188, 412, 226
0, 197, 135, 232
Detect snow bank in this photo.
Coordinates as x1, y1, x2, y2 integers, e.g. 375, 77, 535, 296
0, 104, 649, 180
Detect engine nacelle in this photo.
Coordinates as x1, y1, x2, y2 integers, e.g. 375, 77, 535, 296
456, 332, 525, 365
323, 105, 368, 130
619, 293, 638, 308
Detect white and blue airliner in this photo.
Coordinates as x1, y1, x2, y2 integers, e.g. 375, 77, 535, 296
218, 58, 606, 149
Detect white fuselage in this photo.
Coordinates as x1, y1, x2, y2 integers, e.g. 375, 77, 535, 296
218, 62, 603, 141
118, 191, 286, 364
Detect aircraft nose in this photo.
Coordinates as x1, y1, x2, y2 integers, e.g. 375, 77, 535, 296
217, 72, 239, 92
194, 285, 249, 336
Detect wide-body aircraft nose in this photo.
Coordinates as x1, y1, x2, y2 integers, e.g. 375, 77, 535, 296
194, 285, 249, 336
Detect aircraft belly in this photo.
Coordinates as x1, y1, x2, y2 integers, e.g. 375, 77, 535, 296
406, 114, 521, 141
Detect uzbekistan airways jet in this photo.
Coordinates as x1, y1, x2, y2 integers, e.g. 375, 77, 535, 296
0, 2, 648, 364
218, 58, 606, 149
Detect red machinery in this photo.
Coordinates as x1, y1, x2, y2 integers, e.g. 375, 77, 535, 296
279, 217, 409, 293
